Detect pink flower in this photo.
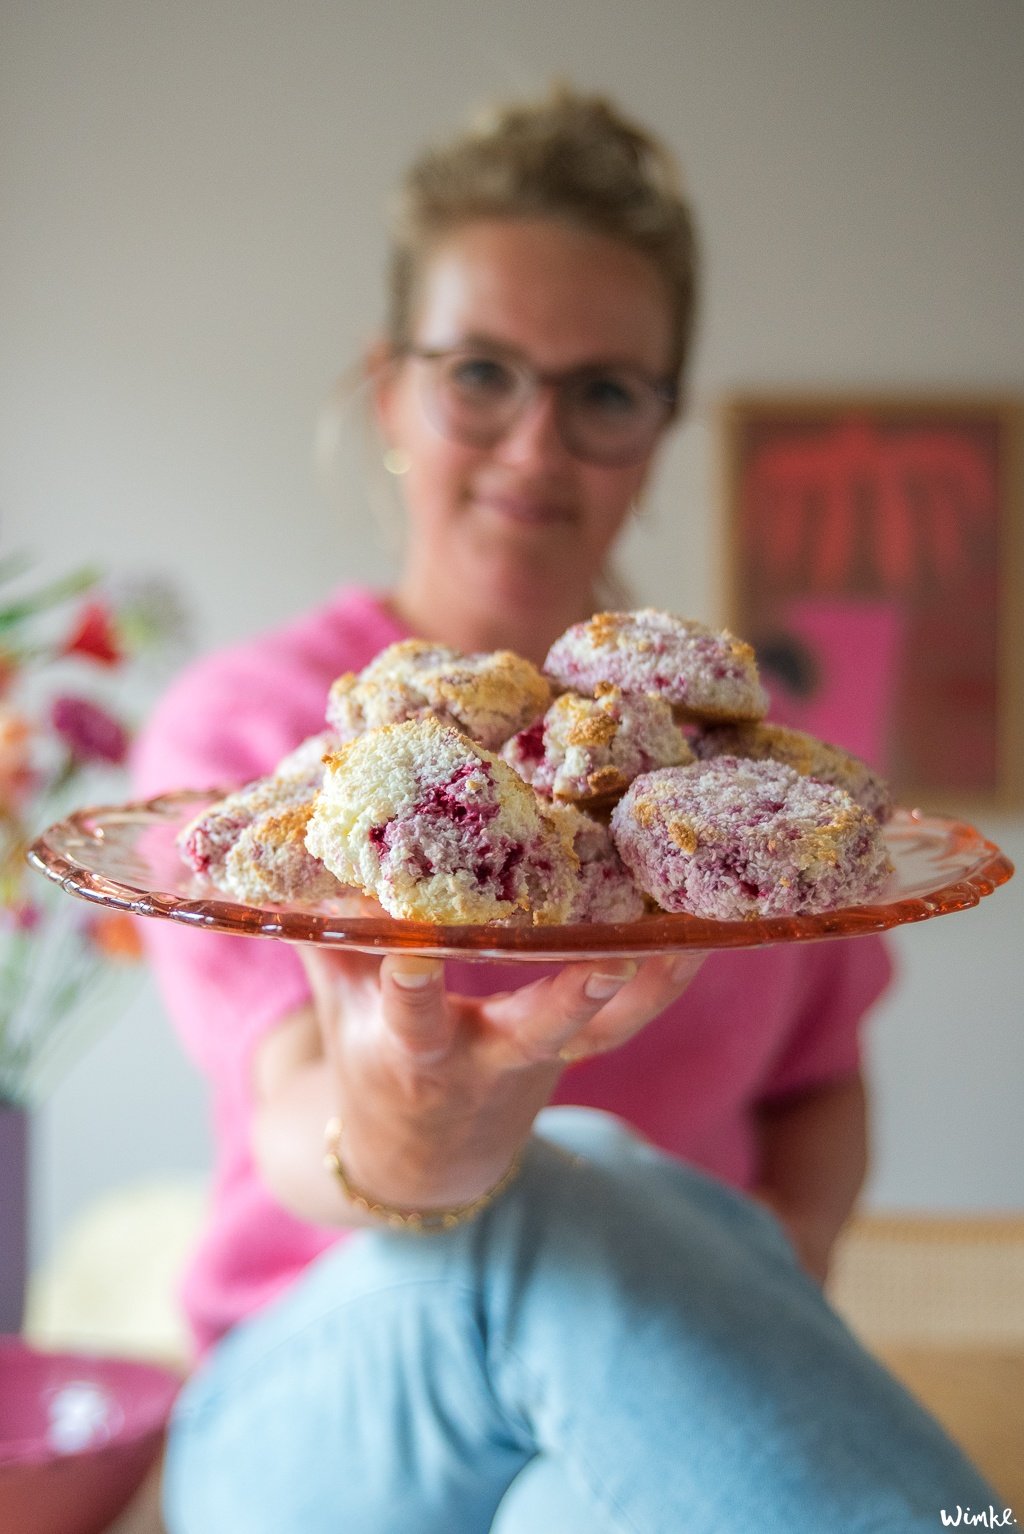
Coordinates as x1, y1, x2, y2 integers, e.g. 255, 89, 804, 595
0, 901, 42, 934
50, 695, 129, 764
61, 601, 122, 666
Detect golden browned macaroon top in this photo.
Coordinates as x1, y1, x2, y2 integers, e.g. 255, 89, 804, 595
326, 639, 552, 750
544, 608, 770, 723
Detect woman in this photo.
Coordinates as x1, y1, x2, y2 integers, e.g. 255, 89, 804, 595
135, 88, 996, 1533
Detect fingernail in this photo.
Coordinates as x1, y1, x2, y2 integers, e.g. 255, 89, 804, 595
585, 963, 636, 1001
670, 954, 700, 983
391, 961, 441, 990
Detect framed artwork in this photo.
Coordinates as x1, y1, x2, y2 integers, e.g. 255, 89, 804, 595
720, 394, 1024, 810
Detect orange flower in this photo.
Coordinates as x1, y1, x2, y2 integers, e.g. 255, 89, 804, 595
84, 911, 145, 961
0, 707, 34, 813
0, 650, 17, 701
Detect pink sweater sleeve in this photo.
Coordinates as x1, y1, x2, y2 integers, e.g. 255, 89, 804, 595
130, 645, 319, 1080
130, 588, 409, 1086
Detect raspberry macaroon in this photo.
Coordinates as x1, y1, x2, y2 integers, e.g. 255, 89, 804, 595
544, 609, 769, 723
691, 721, 893, 824
610, 756, 892, 920
272, 730, 340, 780
503, 684, 692, 808
177, 731, 335, 896
220, 800, 343, 904
305, 718, 579, 925
326, 639, 552, 751
546, 802, 648, 923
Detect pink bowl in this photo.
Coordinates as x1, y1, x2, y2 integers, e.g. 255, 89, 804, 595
0, 1337, 182, 1534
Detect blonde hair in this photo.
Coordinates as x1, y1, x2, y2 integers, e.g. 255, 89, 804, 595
385, 85, 699, 388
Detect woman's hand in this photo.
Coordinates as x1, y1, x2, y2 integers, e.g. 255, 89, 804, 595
299, 948, 703, 1216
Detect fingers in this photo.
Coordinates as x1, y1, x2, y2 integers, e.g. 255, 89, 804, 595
486, 950, 704, 1067
561, 951, 705, 1059
486, 960, 639, 1066
303, 945, 703, 1073
299, 945, 380, 1003
378, 956, 455, 1065
297, 946, 384, 1069
300, 938, 450, 1061
300, 949, 455, 1065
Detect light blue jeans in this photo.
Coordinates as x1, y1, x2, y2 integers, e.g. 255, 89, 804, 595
163, 1109, 997, 1533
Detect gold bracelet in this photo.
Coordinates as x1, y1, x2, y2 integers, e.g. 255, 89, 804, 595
323, 1116, 522, 1234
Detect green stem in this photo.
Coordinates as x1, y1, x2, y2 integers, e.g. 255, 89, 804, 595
0, 567, 100, 634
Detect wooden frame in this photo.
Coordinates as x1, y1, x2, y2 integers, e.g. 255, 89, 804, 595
719, 394, 1024, 811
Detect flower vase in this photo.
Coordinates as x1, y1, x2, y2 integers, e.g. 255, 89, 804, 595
0, 1102, 29, 1333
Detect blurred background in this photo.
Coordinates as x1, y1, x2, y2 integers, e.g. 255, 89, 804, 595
2, 0, 1022, 1276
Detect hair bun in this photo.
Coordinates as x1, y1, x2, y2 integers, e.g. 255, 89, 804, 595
385, 82, 698, 381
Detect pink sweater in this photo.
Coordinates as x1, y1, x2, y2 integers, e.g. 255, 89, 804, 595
133, 587, 892, 1356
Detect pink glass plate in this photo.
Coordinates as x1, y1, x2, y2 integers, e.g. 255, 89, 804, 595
27, 789, 1014, 963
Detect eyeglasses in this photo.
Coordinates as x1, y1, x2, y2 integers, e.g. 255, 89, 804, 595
401, 345, 677, 467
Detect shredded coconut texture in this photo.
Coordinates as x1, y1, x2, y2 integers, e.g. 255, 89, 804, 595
545, 802, 648, 923
503, 684, 692, 805
326, 639, 552, 750
610, 757, 893, 919
222, 799, 343, 904
544, 609, 769, 723
177, 731, 339, 901
691, 721, 893, 823
305, 717, 578, 924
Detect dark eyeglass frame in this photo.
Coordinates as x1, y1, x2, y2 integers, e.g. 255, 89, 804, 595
399, 344, 679, 467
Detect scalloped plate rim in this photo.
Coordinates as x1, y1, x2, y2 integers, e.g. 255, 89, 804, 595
26, 789, 1015, 961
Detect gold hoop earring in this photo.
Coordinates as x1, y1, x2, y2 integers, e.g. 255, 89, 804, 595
383, 446, 411, 476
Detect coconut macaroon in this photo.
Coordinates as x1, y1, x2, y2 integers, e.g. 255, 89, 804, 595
305, 717, 579, 925
544, 609, 770, 723
546, 802, 648, 923
325, 638, 552, 752
177, 732, 334, 892
691, 721, 893, 824
502, 684, 693, 808
219, 799, 343, 904
610, 757, 892, 920
272, 730, 339, 780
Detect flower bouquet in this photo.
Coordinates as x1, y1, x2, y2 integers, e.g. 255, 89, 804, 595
0, 556, 187, 1107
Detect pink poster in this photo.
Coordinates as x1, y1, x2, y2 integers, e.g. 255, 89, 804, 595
722, 398, 1022, 806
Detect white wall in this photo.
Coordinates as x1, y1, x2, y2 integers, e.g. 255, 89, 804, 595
3, 0, 1021, 1264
